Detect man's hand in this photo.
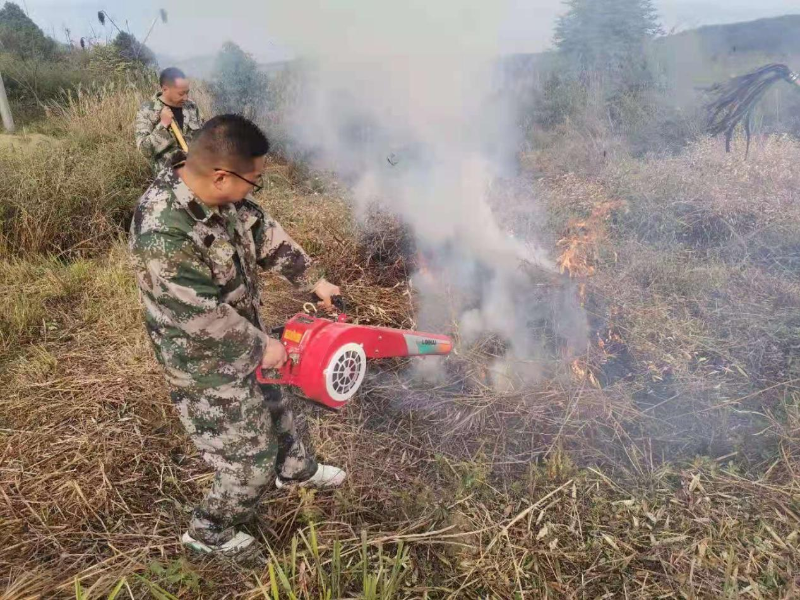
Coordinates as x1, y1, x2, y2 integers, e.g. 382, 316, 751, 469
261, 338, 288, 370
160, 106, 174, 127
313, 279, 341, 309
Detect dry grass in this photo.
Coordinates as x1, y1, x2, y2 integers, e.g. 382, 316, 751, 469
538, 132, 800, 481
4, 86, 800, 598
0, 84, 150, 258
256, 170, 417, 330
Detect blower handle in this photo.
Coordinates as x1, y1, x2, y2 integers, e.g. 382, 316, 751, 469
256, 294, 346, 386
255, 363, 290, 386
255, 324, 294, 386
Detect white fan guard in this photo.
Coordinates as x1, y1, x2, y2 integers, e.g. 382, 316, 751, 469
324, 343, 367, 403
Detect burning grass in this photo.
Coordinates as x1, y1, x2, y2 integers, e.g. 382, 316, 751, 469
538, 133, 800, 467
4, 87, 800, 597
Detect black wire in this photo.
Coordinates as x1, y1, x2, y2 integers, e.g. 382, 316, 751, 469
706, 64, 796, 155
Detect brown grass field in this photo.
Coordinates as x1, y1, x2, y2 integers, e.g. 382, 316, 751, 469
2, 86, 800, 599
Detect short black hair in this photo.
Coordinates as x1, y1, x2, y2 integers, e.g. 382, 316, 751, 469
188, 114, 270, 171
159, 67, 186, 87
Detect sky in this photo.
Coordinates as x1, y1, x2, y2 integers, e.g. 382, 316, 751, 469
15, 0, 800, 62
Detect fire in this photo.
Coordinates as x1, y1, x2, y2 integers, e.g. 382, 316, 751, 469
556, 194, 625, 387
412, 252, 439, 287
571, 358, 601, 388
557, 200, 624, 281
557, 220, 596, 277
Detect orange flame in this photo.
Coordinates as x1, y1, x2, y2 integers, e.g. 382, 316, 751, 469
557, 200, 623, 281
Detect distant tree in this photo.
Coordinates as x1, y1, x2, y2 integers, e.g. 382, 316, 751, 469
554, 0, 661, 81
0, 1, 57, 59
548, 0, 664, 132
112, 31, 155, 67
210, 42, 268, 119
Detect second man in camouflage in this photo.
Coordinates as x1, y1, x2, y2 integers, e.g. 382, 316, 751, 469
134, 67, 204, 173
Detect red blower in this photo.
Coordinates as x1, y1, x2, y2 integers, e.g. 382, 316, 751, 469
256, 302, 452, 410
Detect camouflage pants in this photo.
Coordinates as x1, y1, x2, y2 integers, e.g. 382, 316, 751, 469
170, 378, 317, 546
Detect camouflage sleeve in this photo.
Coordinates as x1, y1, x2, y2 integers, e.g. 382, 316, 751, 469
135, 229, 270, 377
134, 104, 176, 161
244, 200, 325, 288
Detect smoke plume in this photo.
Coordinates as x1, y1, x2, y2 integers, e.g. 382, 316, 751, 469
269, 3, 588, 389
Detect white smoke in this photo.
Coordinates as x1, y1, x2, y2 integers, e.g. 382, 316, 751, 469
264, 2, 588, 387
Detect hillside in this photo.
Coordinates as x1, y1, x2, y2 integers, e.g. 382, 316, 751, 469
663, 14, 800, 60
502, 13, 800, 72
166, 14, 800, 112
155, 53, 216, 79
500, 13, 800, 141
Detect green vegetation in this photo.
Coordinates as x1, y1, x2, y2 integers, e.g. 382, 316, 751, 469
111, 32, 156, 68
0, 2, 156, 123
554, 0, 661, 77
0, 1, 57, 59
667, 13, 800, 57
209, 41, 270, 119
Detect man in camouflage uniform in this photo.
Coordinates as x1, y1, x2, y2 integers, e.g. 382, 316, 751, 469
129, 114, 346, 556
135, 67, 204, 174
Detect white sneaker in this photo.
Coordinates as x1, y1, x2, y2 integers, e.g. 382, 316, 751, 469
275, 464, 347, 490
181, 530, 256, 555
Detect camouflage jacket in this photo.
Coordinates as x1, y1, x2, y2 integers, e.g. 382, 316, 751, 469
129, 166, 320, 391
134, 93, 204, 173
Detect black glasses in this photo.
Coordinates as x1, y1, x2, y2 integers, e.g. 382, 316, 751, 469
215, 168, 263, 193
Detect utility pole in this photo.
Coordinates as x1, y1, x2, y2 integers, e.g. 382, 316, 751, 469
0, 70, 14, 133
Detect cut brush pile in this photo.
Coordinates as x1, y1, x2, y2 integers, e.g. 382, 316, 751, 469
3, 86, 800, 598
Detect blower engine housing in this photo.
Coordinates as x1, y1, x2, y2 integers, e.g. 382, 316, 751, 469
256, 312, 452, 409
